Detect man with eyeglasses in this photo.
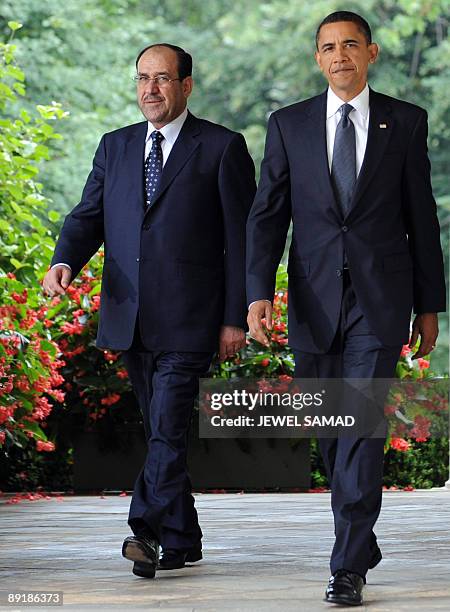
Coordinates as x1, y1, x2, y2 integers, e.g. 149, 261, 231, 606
246, 10, 445, 606
43, 43, 256, 579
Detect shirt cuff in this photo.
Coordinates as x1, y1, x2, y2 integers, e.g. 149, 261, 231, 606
51, 263, 72, 271
248, 299, 272, 310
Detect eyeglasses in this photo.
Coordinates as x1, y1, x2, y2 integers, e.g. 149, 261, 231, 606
133, 75, 181, 87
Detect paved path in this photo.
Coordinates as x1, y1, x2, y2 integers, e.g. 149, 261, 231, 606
1, 491, 449, 610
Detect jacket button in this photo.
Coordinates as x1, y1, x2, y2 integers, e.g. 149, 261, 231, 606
336, 269, 342, 277
136, 258, 140, 262
342, 225, 348, 232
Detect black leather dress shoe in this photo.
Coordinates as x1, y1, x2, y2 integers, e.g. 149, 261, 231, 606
369, 545, 382, 569
325, 569, 364, 606
158, 545, 202, 570
122, 534, 159, 578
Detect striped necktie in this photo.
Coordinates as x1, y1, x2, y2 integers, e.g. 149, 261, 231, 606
331, 103, 356, 217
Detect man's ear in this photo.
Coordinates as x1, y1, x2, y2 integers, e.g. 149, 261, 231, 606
315, 51, 323, 72
183, 76, 193, 98
368, 43, 379, 64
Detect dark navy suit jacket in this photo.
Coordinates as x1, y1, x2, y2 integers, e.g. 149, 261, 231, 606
246, 88, 446, 353
52, 112, 256, 351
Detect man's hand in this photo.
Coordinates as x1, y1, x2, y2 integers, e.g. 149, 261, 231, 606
42, 265, 72, 297
408, 313, 439, 359
247, 300, 273, 347
218, 325, 246, 362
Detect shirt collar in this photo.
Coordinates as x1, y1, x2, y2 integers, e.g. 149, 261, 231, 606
326, 83, 369, 120
146, 107, 188, 146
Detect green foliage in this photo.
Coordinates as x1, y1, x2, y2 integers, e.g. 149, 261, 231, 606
0, 29, 67, 452
0, 28, 67, 278
0, 0, 447, 373
311, 436, 450, 490
0, 3, 448, 488
383, 437, 449, 489
217, 266, 294, 378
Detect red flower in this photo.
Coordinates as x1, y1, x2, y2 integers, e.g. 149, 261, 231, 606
390, 437, 411, 452
63, 345, 85, 358
261, 358, 270, 367
61, 321, 85, 335
33, 377, 48, 393
411, 414, 431, 441
400, 345, 411, 357
417, 358, 430, 370
32, 396, 53, 421
0, 431, 5, 445
0, 405, 15, 425
384, 404, 397, 416
11, 289, 27, 304
66, 286, 81, 303
15, 376, 31, 393
116, 369, 129, 380
0, 376, 14, 395
103, 351, 118, 362
273, 321, 287, 332
49, 389, 65, 403
36, 440, 55, 452
101, 393, 121, 406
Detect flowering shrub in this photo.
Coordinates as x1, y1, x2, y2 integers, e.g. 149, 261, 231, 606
217, 266, 294, 378
216, 267, 445, 454
0, 25, 67, 454
45, 255, 137, 441
0, 26, 446, 491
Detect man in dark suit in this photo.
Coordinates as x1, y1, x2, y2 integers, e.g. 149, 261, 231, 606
43, 43, 256, 579
247, 11, 446, 606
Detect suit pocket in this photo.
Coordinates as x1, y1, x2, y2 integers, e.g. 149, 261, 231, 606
383, 251, 412, 273
288, 257, 310, 278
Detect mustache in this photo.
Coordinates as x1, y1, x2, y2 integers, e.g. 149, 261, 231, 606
143, 95, 164, 102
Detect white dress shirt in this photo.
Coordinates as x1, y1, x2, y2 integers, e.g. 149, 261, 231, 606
326, 83, 370, 177
52, 108, 189, 272
249, 84, 370, 309
144, 106, 188, 166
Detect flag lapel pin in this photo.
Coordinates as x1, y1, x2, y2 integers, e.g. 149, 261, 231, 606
379, 123, 387, 129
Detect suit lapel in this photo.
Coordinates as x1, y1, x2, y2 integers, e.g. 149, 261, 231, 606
144, 111, 201, 214
302, 91, 342, 223
123, 121, 147, 217
346, 88, 394, 219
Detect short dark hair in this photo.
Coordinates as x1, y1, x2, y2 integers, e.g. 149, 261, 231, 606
135, 43, 192, 80
316, 11, 372, 49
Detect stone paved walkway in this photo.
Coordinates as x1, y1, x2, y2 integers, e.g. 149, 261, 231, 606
1, 490, 450, 610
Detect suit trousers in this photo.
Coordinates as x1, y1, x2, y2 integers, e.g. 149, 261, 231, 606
121, 318, 213, 550
293, 269, 402, 578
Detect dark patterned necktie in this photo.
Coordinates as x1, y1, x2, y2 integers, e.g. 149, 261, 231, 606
331, 103, 356, 217
144, 130, 164, 207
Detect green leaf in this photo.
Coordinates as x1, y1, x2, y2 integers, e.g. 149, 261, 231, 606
7, 65, 25, 82
22, 419, 48, 442
7, 21, 23, 31
10, 258, 24, 269
48, 210, 60, 222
